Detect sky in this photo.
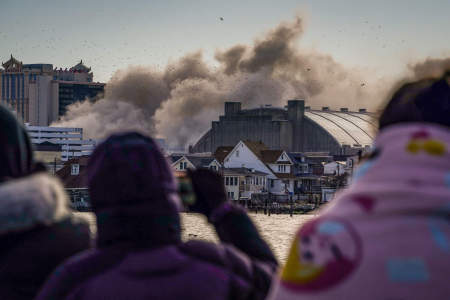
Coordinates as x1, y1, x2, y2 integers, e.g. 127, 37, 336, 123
1, 0, 449, 83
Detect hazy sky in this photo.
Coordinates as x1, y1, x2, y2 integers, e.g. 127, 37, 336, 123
1, 0, 449, 83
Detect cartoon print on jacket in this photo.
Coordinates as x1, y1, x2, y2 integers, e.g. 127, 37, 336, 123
406, 130, 446, 156
280, 217, 362, 291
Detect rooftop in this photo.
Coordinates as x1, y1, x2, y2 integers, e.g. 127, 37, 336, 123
304, 110, 376, 147
223, 167, 268, 176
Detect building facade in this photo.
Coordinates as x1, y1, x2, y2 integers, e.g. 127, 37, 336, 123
0, 55, 104, 126
192, 100, 375, 155
27, 125, 97, 163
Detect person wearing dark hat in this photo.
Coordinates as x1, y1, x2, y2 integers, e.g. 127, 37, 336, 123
268, 71, 450, 300
0, 105, 92, 300
36, 132, 278, 300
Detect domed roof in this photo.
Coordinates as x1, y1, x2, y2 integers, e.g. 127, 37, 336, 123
304, 110, 376, 147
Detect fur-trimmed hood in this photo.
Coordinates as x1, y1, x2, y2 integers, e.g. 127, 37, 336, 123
0, 172, 71, 235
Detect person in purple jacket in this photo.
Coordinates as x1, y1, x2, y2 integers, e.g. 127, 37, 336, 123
36, 132, 278, 300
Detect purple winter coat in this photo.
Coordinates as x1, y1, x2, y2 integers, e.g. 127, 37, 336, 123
35, 133, 278, 300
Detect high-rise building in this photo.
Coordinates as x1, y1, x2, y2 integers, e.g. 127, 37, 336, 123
0, 55, 105, 126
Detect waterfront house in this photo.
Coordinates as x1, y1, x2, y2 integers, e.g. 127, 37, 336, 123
222, 140, 297, 199
222, 167, 268, 202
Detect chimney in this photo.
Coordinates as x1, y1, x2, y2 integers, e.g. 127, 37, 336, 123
322, 107, 329, 111
340, 108, 348, 112
359, 108, 367, 113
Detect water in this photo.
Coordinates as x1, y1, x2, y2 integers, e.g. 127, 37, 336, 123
75, 212, 317, 263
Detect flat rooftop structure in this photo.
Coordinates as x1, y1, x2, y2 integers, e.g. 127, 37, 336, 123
26, 125, 97, 161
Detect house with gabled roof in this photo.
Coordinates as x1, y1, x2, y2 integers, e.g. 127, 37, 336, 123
170, 154, 221, 173
213, 146, 234, 164
222, 140, 297, 195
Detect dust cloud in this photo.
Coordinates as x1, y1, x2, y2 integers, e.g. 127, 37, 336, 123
53, 16, 448, 149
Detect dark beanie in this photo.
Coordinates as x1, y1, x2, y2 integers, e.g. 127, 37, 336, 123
0, 105, 35, 183
379, 70, 450, 130
87, 132, 180, 215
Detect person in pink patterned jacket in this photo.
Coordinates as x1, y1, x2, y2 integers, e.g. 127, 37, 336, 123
269, 71, 450, 300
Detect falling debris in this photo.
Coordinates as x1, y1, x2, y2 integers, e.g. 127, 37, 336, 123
361, 83, 365, 86
219, 17, 224, 21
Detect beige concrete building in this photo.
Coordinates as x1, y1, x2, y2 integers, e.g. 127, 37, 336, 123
1, 55, 104, 126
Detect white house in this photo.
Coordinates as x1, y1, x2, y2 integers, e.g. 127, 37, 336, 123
223, 168, 268, 201
223, 140, 296, 195
170, 154, 221, 172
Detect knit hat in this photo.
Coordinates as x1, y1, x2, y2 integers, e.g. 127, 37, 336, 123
379, 71, 450, 130
87, 132, 182, 247
87, 132, 180, 213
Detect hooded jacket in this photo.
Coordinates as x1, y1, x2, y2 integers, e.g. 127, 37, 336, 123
0, 104, 91, 299
0, 173, 92, 300
36, 132, 278, 300
268, 123, 450, 300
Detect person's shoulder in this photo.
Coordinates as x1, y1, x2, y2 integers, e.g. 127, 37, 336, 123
53, 214, 92, 238
180, 240, 253, 279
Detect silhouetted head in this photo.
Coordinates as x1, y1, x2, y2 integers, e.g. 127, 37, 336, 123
0, 105, 42, 183
87, 132, 181, 247
379, 71, 450, 130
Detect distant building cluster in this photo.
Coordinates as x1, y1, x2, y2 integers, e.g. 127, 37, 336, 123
0, 55, 105, 126
170, 140, 358, 204
56, 137, 358, 208
192, 100, 375, 155
28, 125, 97, 175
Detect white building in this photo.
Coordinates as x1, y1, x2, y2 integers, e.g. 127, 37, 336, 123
170, 154, 221, 172
27, 125, 97, 162
222, 140, 298, 196
223, 168, 268, 201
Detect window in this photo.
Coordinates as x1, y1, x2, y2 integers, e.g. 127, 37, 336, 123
71, 164, 80, 175
234, 177, 238, 186
270, 179, 274, 188
225, 177, 229, 185
210, 165, 217, 171
236, 150, 239, 157
278, 165, 286, 172
179, 161, 188, 170
256, 177, 259, 185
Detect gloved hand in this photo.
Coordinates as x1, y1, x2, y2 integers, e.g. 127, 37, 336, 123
187, 168, 227, 218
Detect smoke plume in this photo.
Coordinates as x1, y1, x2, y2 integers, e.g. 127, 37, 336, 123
54, 16, 446, 149
408, 57, 450, 79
